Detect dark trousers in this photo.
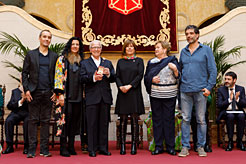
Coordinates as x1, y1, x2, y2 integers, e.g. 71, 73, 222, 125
86, 100, 110, 152
80, 102, 87, 147
226, 113, 245, 140
150, 96, 176, 151
28, 90, 53, 152
66, 102, 81, 137
5, 111, 29, 145
191, 110, 210, 146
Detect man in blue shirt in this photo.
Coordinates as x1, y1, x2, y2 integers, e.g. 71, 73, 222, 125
178, 25, 217, 157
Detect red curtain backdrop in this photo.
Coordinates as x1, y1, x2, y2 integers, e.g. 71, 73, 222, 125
75, 0, 177, 52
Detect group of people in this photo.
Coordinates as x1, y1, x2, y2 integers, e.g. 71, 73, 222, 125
1, 24, 246, 158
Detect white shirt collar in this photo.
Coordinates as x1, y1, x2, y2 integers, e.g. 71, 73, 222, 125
91, 55, 101, 67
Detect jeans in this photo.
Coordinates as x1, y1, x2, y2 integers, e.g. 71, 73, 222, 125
180, 92, 207, 148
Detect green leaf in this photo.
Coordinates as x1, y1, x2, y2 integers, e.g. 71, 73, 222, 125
0, 31, 65, 81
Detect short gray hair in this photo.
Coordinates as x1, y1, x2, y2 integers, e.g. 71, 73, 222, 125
89, 40, 102, 49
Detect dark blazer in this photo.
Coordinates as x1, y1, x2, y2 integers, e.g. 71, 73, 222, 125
80, 57, 115, 106
7, 88, 28, 113
22, 48, 58, 93
217, 85, 246, 122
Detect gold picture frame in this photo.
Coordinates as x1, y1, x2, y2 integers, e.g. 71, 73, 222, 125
80, 0, 177, 52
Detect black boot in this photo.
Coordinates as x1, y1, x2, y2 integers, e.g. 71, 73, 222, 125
120, 115, 127, 155
130, 116, 138, 155
23, 143, 29, 154
2, 143, 14, 154
204, 143, 212, 152
60, 137, 70, 157
68, 136, 77, 155
237, 139, 246, 151
225, 139, 234, 151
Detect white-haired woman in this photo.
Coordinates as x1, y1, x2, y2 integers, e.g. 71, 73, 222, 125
80, 40, 116, 157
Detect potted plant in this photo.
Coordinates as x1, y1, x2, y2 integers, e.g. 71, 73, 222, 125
204, 35, 246, 121
0, 32, 65, 82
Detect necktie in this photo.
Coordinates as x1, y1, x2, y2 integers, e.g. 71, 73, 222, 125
230, 88, 236, 111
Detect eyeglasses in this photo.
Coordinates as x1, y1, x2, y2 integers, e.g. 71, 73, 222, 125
91, 46, 102, 49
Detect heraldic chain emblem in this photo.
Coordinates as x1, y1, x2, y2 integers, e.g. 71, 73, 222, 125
108, 0, 143, 15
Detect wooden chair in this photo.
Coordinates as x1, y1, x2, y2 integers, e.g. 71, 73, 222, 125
216, 88, 246, 148
13, 103, 59, 148
0, 84, 6, 147
116, 117, 143, 149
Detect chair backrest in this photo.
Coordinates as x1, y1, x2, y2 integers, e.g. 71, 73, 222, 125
0, 85, 6, 117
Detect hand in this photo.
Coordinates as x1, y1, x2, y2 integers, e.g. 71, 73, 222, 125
201, 88, 211, 97
229, 89, 234, 100
25, 91, 33, 102
20, 93, 26, 104
168, 63, 177, 72
235, 91, 240, 101
58, 94, 64, 107
152, 76, 160, 84
120, 85, 132, 93
120, 86, 127, 93
103, 68, 110, 76
50, 93, 56, 102
168, 63, 179, 77
94, 71, 103, 81
124, 85, 132, 93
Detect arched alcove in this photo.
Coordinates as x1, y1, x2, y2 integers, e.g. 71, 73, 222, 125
30, 14, 60, 30
198, 14, 225, 29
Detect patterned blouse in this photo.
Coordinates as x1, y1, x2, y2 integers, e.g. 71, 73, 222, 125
150, 57, 178, 98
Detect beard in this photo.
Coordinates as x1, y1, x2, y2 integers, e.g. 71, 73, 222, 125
224, 82, 234, 88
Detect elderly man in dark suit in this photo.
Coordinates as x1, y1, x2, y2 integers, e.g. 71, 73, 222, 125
80, 40, 115, 157
2, 81, 28, 155
217, 71, 246, 151
22, 30, 58, 158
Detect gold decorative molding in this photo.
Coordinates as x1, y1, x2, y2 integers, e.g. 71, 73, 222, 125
81, 0, 171, 47
0, 5, 71, 39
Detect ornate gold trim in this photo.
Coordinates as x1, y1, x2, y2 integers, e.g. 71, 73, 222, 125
81, 0, 171, 47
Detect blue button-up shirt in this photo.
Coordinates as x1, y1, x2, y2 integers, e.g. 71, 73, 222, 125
180, 43, 217, 92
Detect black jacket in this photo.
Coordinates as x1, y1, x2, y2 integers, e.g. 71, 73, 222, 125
216, 85, 246, 123
80, 57, 115, 106
22, 48, 58, 93
7, 88, 28, 113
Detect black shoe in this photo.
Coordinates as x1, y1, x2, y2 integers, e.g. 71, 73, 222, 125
60, 148, 70, 157
2, 146, 14, 154
81, 145, 88, 152
68, 148, 77, 155
40, 151, 52, 157
130, 143, 137, 155
120, 144, 126, 155
27, 152, 35, 158
237, 142, 246, 151
89, 151, 96, 157
151, 149, 164, 155
225, 140, 233, 151
99, 150, 111, 156
23, 147, 28, 154
204, 144, 212, 152
167, 149, 176, 155
193, 144, 197, 152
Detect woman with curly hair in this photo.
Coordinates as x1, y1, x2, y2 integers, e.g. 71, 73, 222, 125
54, 37, 84, 157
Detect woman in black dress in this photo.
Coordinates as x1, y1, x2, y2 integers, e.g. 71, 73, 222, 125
54, 37, 84, 157
115, 39, 145, 155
